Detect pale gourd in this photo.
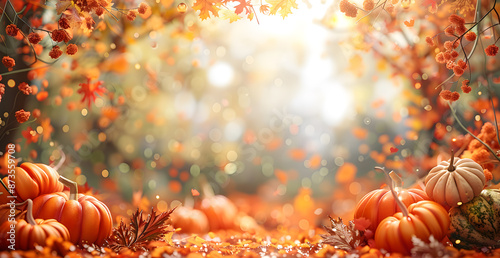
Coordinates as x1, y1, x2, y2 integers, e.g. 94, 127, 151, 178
425, 155, 485, 208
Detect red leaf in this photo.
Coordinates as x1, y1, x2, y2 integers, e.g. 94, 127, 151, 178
191, 188, 200, 196
353, 217, 371, 231
390, 147, 399, 153
404, 19, 414, 27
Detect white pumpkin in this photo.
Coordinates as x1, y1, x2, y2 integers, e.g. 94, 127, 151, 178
425, 156, 485, 208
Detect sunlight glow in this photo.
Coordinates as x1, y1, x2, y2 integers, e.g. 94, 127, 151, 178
207, 62, 234, 88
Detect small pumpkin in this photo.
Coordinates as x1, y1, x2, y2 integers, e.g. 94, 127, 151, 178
449, 189, 500, 249
425, 154, 485, 209
171, 206, 210, 234
197, 195, 238, 231
374, 167, 450, 255
354, 170, 429, 231
31, 176, 112, 245
0, 162, 64, 204
0, 199, 70, 250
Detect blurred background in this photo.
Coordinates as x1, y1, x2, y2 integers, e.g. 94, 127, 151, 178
1, 0, 464, 230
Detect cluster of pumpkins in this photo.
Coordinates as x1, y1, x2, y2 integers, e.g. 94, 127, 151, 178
0, 162, 258, 250
0, 163, 113, 249
353, 155, 498, 254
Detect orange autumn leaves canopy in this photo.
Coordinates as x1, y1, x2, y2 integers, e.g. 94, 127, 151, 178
192, 0, 297, 21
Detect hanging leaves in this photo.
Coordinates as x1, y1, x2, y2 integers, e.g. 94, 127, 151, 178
192, 0, 222, 20
265, 0, 297, 18
321, 217, 368, 251
220, 9, 242, 23
234, 0, 252, 15
104, 207, 176, 252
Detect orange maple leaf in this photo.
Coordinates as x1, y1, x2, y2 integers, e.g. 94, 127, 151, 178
403, 19, 414, 27
192, 0, 222, 20
234, 0, 252, 15
259, 4, 269, 14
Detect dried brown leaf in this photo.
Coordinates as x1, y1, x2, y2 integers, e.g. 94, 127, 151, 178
105, 207, 176, 252
321, 217, 367, 251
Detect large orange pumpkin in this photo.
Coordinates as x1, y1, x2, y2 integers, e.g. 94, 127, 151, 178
171, 206, 210, 234
373, 167, 450, 255
0, 199, 70, 250
31, 176, 112, 245
0, 163, 64, 203
353, 170, 429, 231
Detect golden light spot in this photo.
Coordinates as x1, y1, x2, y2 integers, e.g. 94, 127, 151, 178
156, 195, 160, 199
102, 169, 109, 178
36, 126, 43, 134
157, 200, 168, 212
3, 112, 8, 117
455, 240, 461, 244
81, 109, 88, 116
62, 125, 70, 133
76, 175, 87, 185
7, 79, 15, 88
226, 150, 238, 161
414, 83, 421, 89
298, 219, 309, 230
110, 43, 116, 49
135, 63, 141, 70
177, 3, 187, 13
457, 202, 463, 206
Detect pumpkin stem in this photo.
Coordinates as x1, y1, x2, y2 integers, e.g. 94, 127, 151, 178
389, 170, 403, 191
199, 175, 215, 198
25, 199, 37, 225
375, 167, 409, 217
448, 150, 456, 172
58, 176, 78, 200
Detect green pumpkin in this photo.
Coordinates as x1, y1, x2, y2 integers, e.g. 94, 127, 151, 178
449, 189, 500, 249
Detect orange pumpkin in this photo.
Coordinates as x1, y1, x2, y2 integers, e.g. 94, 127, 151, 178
171, 206, 210, 234
354, 171, 429, 231
197, 195, 238, 231
31, 176, 112, 245
0, 163, 64, 203
374, 167, 450, 255
0, 201, 27, 225
0, 199, 70, 250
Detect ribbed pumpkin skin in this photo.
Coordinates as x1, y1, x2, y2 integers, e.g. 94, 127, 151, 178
375, 200, 450, 255
32, 192, 113, 245
0, 218, 70, 250
425, 158, 485, 209
354, 188, 429, 231
0, 163, 64, 203
449, 189, 500, 249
